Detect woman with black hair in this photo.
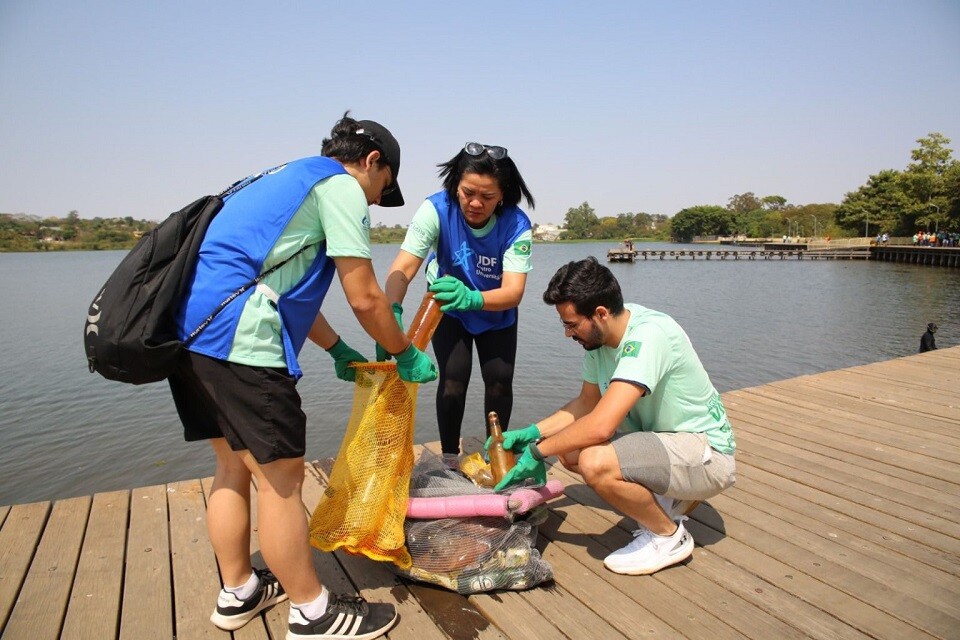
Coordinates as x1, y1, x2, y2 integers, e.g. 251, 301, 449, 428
383, 142, 535, 466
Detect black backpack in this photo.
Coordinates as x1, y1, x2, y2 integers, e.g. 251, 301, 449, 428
84, 194, 224, 384
84, 170, 308, 385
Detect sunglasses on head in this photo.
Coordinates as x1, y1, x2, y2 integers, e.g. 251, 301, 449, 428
464, 142, 508, 160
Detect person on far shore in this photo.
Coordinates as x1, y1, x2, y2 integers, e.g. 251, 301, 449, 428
492, 257, 736, 575
920, 323, 938, 353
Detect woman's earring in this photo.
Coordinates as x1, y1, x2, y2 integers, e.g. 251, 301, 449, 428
498, 200, 503, 207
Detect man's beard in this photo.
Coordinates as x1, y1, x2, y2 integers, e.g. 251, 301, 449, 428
574, 322, 604, 351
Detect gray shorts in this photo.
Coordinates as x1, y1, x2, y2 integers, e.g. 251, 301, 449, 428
611, 431, 736, 501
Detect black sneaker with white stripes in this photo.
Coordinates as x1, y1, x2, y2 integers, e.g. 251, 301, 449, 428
210, 567, 287, 631
287, 593, 397, 640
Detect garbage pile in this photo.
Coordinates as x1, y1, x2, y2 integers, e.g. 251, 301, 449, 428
393, 454, 563, 594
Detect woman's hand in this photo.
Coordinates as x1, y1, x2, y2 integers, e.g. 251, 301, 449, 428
428, 276, 484, 312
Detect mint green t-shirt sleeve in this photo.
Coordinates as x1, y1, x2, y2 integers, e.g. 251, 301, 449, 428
316, 174, 372, 259
612, 324, 671, 394
400, 200, 440, 259
502, 229, 533, 273
582, 351, 600, 385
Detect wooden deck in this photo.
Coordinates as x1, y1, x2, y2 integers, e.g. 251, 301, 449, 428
2, 347, 958, 639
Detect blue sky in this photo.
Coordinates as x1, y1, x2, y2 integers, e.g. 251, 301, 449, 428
1, 1, 958, 225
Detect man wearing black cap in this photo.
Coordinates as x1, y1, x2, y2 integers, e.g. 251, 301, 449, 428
920, 323, 938, 353
170, 112, 432, 639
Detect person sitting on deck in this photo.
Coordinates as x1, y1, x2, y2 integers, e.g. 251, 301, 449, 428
920, 323, 938, 353
491, 256, 736, 575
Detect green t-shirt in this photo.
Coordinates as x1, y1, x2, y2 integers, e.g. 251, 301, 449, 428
227, 173, 372, 367
581, 303, 735, 454
401, 199, 533, 283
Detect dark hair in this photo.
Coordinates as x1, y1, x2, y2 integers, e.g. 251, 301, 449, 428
543, 256, 625, 316
321, 111, 388, 170
437, 149, 535, 210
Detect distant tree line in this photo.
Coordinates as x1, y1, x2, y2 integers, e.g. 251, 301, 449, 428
664, 132, 959, 243
558, 203, 672, 241
0, 213, 412, 253
0, 210, 155, 252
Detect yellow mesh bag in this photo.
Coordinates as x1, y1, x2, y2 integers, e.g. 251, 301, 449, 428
309, 362, 417, 568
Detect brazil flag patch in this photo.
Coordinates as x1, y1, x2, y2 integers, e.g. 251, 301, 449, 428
620, 341, 641, 358
513, 240, 531, 255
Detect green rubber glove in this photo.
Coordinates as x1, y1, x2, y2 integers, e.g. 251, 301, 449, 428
394, 344, 438, 383
485, 423, 541, 453
494, 447, 546, 491
325, 337, 367, 382
428, 275, 484, 313
375, 303, 405, 362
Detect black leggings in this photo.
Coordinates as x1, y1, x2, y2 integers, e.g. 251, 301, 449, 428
431, 314, 518, 455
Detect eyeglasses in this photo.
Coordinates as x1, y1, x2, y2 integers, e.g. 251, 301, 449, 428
464, 142, 508, 160
560, 315, 589, 333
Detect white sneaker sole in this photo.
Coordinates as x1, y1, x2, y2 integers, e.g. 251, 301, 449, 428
210, 592, 289, 631
603, 534, 695, 575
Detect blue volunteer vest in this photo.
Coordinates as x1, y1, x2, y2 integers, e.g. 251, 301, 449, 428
428, 190, 531, 334
177, 156, 347, 378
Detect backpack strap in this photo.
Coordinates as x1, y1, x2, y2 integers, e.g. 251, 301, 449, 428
183, 243, 316, 344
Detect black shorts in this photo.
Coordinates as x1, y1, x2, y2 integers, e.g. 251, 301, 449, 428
168, 350, 306, 464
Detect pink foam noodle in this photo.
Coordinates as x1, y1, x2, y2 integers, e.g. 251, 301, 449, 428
505, 480, 565, 515
405, 493, 510, 519
405, 480, 565, 519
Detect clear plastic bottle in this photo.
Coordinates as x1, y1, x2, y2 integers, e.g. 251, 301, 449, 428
406, 292, 443, 350
487, 411, 516, 484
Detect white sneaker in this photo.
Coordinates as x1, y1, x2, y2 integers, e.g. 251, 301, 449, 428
654, 494, 699, 519
603, 518, 694, 575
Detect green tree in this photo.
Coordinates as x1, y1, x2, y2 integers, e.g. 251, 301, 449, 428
835, 170, 909, 236
563, 202, 600, 238
727, 192, 762, 214
670, 205, 732, 242
903, 132, 956, 232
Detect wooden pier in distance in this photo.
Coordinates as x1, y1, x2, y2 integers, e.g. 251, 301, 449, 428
607, 248, 870, 261
2, 347, 959, 639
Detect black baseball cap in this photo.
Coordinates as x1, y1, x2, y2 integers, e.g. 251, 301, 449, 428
356, 120, 404, 207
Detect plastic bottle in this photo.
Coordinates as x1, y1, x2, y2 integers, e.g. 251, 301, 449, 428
487, 411, 516, 484
406, 292, 443, 350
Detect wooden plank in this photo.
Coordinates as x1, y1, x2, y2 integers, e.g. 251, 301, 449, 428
775, 376, 960, 427
732, 424, 960, 524
735, 385, 960, 464
741, 379, 960, 443
535, 512, 710, 639
120, 485, 173, 640
732, 463, 960, 578
725, 398, 960, 497
3, 496, 90, 640
725, 393, 960, 490
537, 465, 787, 640
723, 476, 960, 603
0, 505, 9, 527
705, 492, 959, 639
60, 490, 129, 640
680, 516, 936, 640
541, 455, 935, 640
168, 479, 221, 640
0, 501, 49, 633
806, 369, 960, 419
735, 449, 960, 550
730, 412, 960, 512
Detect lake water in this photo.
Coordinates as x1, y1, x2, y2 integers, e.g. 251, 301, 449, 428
1, 243, 957, 505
